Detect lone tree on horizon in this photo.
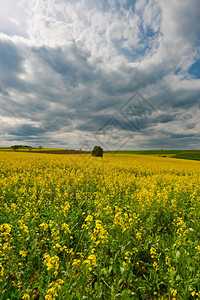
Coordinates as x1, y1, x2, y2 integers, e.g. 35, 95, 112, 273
12, 145, 18, 151
92, 146, 103, 157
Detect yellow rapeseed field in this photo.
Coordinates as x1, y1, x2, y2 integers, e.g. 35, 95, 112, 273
0, 152, 199, 299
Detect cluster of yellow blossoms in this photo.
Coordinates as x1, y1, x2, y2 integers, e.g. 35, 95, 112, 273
0, 151, 200, 298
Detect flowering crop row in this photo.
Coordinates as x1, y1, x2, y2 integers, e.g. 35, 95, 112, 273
0, 152, 200, 299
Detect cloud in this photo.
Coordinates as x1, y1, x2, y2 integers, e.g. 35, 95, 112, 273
0, 39, 23, 76
0, 0, 199, 149
0, 0, 27, 37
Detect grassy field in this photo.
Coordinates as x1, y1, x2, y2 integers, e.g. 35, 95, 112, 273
107, 150, 184, 155
107, 149, 200, 155
172, 153, 200, 161
0, 152, 200, 299
107, 150, 200, 161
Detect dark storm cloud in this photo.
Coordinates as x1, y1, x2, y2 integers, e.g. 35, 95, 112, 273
31, 44, 94, 87
0, 39, 37, 94
0, 40, 22, 72
0, 86, 9, 96
8, 124, 45, 137
0, 39, 26, 91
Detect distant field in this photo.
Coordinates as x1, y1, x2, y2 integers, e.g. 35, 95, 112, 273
0, 147, 68, 152
107, 150, 183, 154
172, 152, 200, 161
107, 149, 200, 155
1, 148, 200, 161
0, 147, 11, 151
106, 150, 200, 161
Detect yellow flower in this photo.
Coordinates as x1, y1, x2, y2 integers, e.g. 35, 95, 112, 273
195, 245, 200, 254
90, 220, 108, 244
87, 254, 96, 266
45, 278, 64, 300
19, 250, 27, 257
53, 243, 61, 249
171, 289, 178, 298
150, 247, 157, 258
44, 254, 59, 271
0, 265, 4, 276
39, 222, 48, 231
0, 224, 12, 234
136, 232, 142, 239
61, 223, 71, 234
72, 259, 81, 266
45, 295, 53, 300
22, 294, 30, 300
153, 261, 159, 270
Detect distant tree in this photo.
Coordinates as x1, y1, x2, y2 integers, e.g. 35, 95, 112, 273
39, 145, 43, 152
29, 147, 32, 152
92, 146, 103, 157
12, 145, 18, 151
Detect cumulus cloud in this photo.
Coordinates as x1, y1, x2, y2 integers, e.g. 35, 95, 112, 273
0, 0, 199, 149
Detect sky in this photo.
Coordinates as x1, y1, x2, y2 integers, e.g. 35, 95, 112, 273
0, 0, 200, 150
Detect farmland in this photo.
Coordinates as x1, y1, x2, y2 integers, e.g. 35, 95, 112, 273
172, 152, 200, 161
0, 152, 200, 299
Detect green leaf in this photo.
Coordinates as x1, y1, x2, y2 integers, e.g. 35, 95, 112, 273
189, 228, 195, 231
176, 275, 182, 281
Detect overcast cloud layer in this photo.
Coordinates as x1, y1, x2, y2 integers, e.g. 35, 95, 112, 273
0, 0, 200, 150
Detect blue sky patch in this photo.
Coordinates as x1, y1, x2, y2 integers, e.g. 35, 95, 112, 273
188, 60, 200, 79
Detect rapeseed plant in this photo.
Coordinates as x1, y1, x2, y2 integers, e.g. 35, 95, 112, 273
0, 152, 199, 298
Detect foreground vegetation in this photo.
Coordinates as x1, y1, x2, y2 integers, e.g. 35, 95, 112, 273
0, 152, 200, 299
